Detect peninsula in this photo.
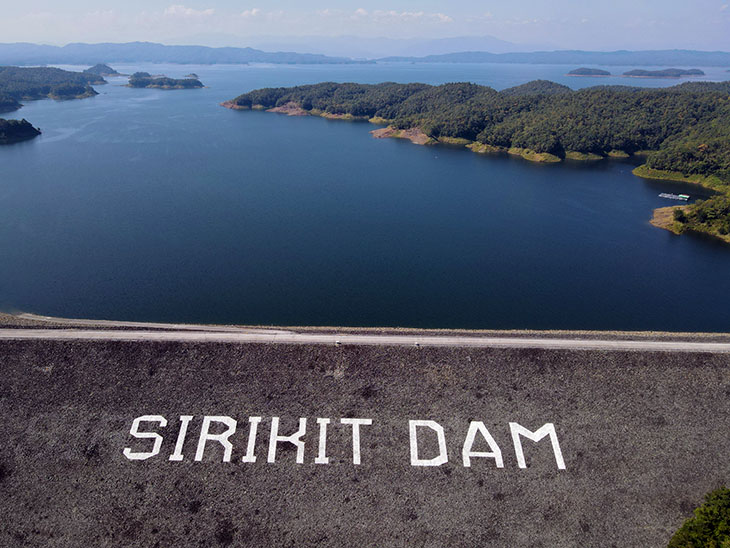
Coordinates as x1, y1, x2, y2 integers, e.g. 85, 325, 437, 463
128, 72, 203, 89
0, 66, 102, 101
567, 68, 611, 76
623, 68, 705, 78
0, 118, 41, 144
224, 79, 730, 244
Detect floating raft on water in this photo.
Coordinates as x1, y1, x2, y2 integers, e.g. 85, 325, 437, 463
659, 193, 690, 201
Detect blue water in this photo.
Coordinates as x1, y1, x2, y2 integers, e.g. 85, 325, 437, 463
1, 63, 729, 331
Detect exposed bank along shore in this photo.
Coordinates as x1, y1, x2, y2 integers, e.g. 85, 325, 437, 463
221, 100, 728, 244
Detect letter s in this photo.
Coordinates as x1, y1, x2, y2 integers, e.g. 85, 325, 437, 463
123, 415, 167, 461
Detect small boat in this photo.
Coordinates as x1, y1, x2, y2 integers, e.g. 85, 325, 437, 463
659, 193, 690, 201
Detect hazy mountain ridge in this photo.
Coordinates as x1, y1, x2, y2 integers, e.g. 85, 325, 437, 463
0, 42, 370, 65
1, 42, 728, 67
236, 34, 542, 58
378, 49, 730, 66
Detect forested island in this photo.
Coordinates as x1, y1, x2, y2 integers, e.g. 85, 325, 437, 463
0, 66, 102, 101
83, 64, 120, 77
567, 68, 611, 76
225, 79, 730, 243
0, 118, 41, 144
623, 68, 705, 78
128, 72, 203, 89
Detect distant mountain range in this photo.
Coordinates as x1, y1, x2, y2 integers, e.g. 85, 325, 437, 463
0, 42, 369, 65
379, 50, 730, 66
0, 42, 729, 67
234, 35, 545, 59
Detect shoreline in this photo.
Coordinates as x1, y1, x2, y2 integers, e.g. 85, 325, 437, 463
222, 98, 720, 178
631, 164, 727, 192
650, 206, 687, 235
231, 101, 640, 165
222, 100, 730, 246
650, 205, 730, 244
637, 167, 730, 245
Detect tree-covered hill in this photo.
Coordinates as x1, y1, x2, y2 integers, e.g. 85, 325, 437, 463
227, 79, 730, 243
0, 118, 41, 144
83, 63, 120, 76
0, 94, 21, 113
0, 66, 103, 101
128, 72, 203, 89
568, 68, 611, 76
499, 80, 572, 96
228, 80, 730, 164
624, 68, 704, 78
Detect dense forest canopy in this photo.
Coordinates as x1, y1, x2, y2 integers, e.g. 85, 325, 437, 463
230, 79, 730, 242
231, 80, 730, 175
0, 93, 21, 113
128, 72, 203, 89
0, 66, 102, 100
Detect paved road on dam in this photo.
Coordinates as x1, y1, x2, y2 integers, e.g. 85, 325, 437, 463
3, 327, 730, 352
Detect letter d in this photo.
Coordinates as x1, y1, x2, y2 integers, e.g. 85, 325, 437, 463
409, 420, 448, 466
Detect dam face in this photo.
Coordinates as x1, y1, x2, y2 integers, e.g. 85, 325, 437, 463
1, 339, 728, 547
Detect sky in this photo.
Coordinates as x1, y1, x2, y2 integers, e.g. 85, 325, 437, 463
1, 0, 729, 51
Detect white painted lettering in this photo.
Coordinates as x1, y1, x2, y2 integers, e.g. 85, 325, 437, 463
169, 415, 193, 461
195, 416, 237, 462
241, 416, 262, 463
462, 421, 504, 468
314, 418, 330, 464
123, 415, 167, 461
340, 418, 373, 465
268, 417, 307, 464
509, 422, 566, 470
409, 420, 448, 466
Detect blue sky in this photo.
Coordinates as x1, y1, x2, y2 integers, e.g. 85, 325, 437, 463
2, 1, 729, 50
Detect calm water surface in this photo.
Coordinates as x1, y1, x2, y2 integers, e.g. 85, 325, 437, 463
1, 63, 729, 330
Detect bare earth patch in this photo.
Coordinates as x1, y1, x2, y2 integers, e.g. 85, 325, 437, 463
370, 126, 433, 145
267, 102, 309, 116
219, 100, 248, 110
650, 206, 687, 235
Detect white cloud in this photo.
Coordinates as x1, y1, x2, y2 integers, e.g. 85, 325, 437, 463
163, 5, 214, 18
240, 8, 283, 21
317, 8, 452, 24
371, 10, 453, 23
241, 8, 262, 18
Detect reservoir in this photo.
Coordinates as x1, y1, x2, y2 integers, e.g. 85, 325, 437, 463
1, 63, 729, 330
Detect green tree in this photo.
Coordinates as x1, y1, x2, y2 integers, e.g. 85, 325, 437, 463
668, 487, 730, 548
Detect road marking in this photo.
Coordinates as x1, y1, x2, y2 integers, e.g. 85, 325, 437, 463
1, 329, 730, 352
